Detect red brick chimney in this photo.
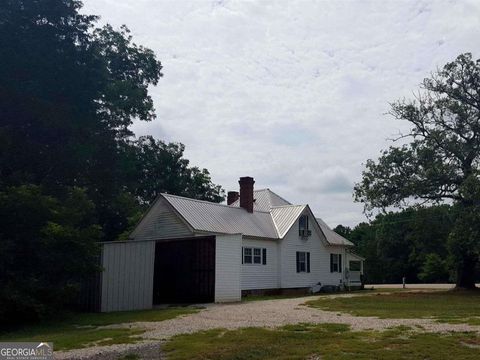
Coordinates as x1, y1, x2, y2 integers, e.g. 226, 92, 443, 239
227, 191, 239, 205
239, 176, 255, 213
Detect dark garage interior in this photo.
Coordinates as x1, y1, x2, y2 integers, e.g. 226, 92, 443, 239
153, 236, 216, 304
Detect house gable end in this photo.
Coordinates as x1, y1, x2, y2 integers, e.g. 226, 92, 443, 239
130, 196, 193, 240
281, 206, 329, 246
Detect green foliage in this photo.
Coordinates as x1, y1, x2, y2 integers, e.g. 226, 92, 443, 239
341, 205, 453, 284
0, 307, 199, 350
132, 136, 225, 204
0, 0, 223, 326
333, 224, 352, 239
306, 290, 480, 323
418, 254, 449, 283
354, 53, 480, 288
0, 185, 101, 325
164, 322, 480, 360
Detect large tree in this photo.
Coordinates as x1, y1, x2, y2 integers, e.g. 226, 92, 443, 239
354, 53, 480, 288
0, 0, 224, 324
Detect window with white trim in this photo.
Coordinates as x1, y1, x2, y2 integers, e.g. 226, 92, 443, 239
296, 251, 310, 273
299, 215, 311, 237
242, 247, 267, 265
330, 254, 342, 273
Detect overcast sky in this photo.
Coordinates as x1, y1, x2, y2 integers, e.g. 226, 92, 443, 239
83, 0, 480, 227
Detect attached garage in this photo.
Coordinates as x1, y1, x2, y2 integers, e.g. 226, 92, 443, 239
153, 236, 216, 304
84, 234, 241, 312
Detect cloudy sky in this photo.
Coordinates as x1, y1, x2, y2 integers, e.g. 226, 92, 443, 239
83, 0, 480, 227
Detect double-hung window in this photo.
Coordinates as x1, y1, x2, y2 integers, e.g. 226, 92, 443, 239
330, 254, 342, 273
242, 247, 267, 265
299, 215, 311, 237
296, 251, 310, 273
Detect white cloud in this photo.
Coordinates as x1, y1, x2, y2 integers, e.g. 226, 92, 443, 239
83, 0, 480, 227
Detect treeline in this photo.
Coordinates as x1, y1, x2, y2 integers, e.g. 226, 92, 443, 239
0, 1, 223, 326
335, 205, 480, 284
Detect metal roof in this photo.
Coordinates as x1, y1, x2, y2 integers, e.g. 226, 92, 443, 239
270, 205, 306, 238
230, 189, 291, 211
157, 191, 354, 247
163, 194, 278, 239
316, 218, 354, 246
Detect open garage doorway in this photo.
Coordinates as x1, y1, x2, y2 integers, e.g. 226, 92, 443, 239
153, 236, 215, 304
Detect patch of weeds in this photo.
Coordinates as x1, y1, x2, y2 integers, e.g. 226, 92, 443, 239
163, 323, 480, 360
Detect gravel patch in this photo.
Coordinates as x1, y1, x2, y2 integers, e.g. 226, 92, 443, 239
55, 294, 480, 359
63, 342, 163, 360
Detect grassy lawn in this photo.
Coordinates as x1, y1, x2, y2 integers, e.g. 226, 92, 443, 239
163, 323, 480, 360
0, 307, 200, 351
242, 288, 410, 302
306, 290, 480, 324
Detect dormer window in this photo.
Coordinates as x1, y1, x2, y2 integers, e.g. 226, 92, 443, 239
299, 215, 311, 237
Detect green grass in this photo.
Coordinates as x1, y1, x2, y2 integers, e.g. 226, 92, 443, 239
242, 288, 411, 302
306, 290, 480, 324
0, 307, 200, 351
163, 323, 480, 360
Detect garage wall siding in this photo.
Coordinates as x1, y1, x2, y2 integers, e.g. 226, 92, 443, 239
130, 197, 193, 240
101, 241, 155, 312
241, 238, 279, 290
215, 234, 241, 302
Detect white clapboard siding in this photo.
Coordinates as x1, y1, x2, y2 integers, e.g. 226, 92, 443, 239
101, 241, 155, 312
130, 196, 193, 240
215, 234, 242, 302
241, 237, 280, 290
279, 209, 344, 288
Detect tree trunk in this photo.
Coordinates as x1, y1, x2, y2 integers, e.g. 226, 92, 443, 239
455, 256, 478, 289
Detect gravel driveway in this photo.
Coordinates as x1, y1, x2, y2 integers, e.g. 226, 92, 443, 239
56, 294, 480, 360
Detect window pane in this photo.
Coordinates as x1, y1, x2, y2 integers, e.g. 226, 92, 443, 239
244, 248, 252, 255
299, 261, 306, 272
298, 215, 307, 230
299, 252, 306, 262
244, 255, 252, 264
349, 261, 361, 271
253, 248, 261, 256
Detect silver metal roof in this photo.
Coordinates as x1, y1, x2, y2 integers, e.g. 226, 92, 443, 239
316, 218, 354, 246
230, 189, 291, 211
270, 205, 306, 238
163, 194, 278, 239
157, 191, 353, 246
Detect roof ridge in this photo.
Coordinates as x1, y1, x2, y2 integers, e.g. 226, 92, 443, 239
267, 189, 292, 205
271, 204, 306, 209
162, 193, 271, 214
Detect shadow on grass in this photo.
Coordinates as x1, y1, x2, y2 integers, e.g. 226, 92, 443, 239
0, 307, 200, 351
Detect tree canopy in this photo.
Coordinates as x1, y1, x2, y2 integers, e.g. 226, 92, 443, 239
354, 53, 480, 288
0, 0, 224, 325
335, 205, 455, 285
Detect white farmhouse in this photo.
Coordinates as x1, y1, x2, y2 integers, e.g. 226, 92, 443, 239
85, 177, 364, 312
